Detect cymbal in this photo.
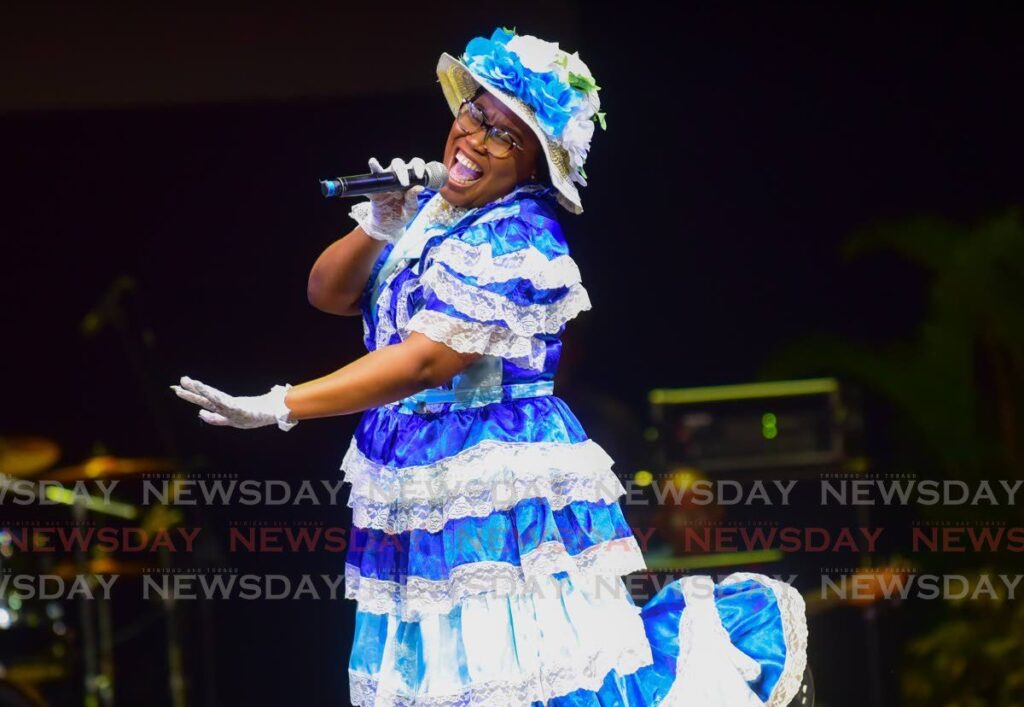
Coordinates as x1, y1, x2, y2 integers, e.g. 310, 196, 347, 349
46, 455, 176, 483
2, 662, 68, 685
50, 557, 148, 579
0, 437, 60, 477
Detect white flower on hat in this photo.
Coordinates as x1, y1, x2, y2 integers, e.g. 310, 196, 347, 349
567, 52, 601, 113
505, 35, 562, 74
563, 111, 596, 186
566, 51, 593, 83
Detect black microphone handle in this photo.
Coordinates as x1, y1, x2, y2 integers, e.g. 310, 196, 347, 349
320, 172, 409, 198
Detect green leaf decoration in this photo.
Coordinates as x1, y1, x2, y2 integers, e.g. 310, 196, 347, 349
593, 112, 607, 130
502, 26, 517, 36
568, 72, 600, 93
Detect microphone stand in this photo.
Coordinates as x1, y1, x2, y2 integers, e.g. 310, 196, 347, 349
81, 277, 210, 707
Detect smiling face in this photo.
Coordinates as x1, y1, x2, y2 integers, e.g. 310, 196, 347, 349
439, 89, 543, 209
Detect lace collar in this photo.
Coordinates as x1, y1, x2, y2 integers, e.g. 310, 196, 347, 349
416, 182, 557, 231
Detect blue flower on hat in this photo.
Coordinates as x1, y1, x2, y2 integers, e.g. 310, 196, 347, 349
463, 36, 525, 99
460, 27, 604, 187
462, 29, 579, 139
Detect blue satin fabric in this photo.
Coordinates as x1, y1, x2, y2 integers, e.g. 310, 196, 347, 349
347, 498, 633, 584
347, 184, 799, 705
359, 184, 571, 386
501, 341, 561, 385
424, 261, 574, 307
417, 191, 566, 258
352, 396, 588, 468
349, 570, 646, 701
396, 381, 555, 414
347, 572, 792, 706
536, 577, 790, 706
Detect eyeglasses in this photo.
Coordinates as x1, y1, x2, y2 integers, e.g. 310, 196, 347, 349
456, 99, 524, 158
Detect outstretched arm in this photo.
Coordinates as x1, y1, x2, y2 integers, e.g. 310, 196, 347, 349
284, 333, 480, 419
173, 334, 481, 428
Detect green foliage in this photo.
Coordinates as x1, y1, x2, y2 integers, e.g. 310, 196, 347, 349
568, 72, 600, 94
764, 209, 1024, 478
901, 571, 1024, 706
762, 208, 1024, 703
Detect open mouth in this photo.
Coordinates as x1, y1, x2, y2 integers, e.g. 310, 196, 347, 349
448, 149, 484, 187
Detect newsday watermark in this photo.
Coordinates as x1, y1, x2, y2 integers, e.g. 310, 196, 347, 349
1, 569, 1020, 603
1, 474, 1021, 507
4, 520, 1023, 554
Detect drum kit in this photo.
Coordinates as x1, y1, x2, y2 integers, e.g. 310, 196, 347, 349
0, 436, 185, 707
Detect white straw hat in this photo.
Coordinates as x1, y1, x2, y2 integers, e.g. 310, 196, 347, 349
436, 28, 604, 215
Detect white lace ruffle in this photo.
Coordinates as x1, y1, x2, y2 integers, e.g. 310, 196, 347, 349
659, 573, 809, 707
722, 573, 809, 707
403, 310, 546, 370
341, 438, 626, 534
349, 597, 652, 706
377, 270, 423, 350
418, 263, 591, 338
345, 536, 647, 620
662, 576, 766, 706
425, 238, 583, 289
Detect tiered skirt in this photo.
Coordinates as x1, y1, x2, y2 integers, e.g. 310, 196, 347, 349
341, 397, 807, 706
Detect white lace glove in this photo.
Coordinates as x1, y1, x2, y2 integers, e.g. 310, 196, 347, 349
349, 156, 426, 242
171, 376, 298, 431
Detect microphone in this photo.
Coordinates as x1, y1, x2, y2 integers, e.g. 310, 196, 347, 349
320, 161, 448, 198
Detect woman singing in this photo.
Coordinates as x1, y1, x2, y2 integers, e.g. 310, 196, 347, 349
174, 27, 808, 706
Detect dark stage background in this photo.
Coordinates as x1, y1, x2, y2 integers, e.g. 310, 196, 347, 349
2, 3, 1022, 706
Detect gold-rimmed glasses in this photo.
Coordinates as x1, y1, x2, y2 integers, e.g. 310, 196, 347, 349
455, 99, 525, 158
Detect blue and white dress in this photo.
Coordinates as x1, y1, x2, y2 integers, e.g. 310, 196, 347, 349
341, 184, 808, 706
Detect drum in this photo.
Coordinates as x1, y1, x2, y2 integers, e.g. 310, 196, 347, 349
0, 677, 48, 706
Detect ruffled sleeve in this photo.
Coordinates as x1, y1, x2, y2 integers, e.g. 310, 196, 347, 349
404, 199, 591, 369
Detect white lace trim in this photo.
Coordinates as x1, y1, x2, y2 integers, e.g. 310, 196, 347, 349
345, 536, 647, 620
380, 272, 422, 350
404, 310, 546, 371
722, 572, 809, 707
341, 438, 625, 534
351, 200, 403, 242
370, 263, 413, 349
662, 575, 765, 707
348, 607, 652, 706
342, 437, 616, 503
419, 264, 591, 338
425, 238, 582, 289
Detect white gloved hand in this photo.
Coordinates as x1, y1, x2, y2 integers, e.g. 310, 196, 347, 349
172, 376, 298, 431
349, 156, 427, 242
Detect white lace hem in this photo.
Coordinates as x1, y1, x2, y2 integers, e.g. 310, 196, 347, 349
662, 575, 764, 706
345, 536, 648, 620
349, 612, 652, 706
418, 263, 591, 338
660, 573, 808, 707
341, 438, 626, 534
722, 573, 809, 707
403, 309, 546, 371
425, 238, 583, 289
